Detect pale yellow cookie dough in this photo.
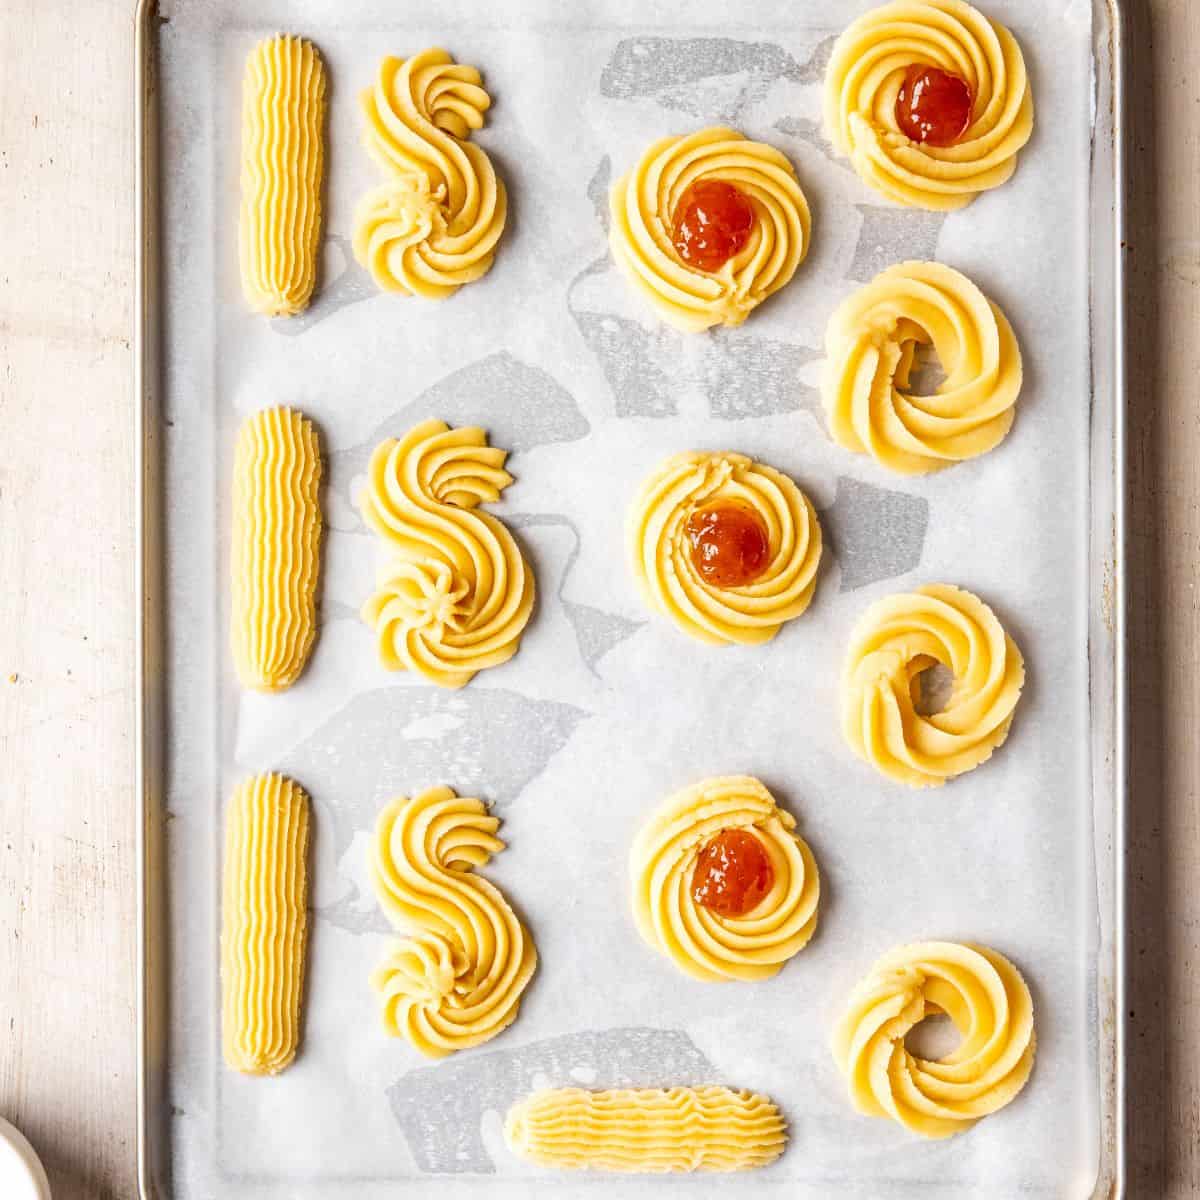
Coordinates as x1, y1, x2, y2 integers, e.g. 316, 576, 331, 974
353, 49, 506, 299
221, 773, 311, 1075
505, 1086, 787, 1173
230, 406, 322, 691
238, 35, 327, 316
609, 126, 811, 332
358, 419, 534, 688
824, 0, 1033, 211
841, 583, 1024, 787
629, 776, 820, 982
823, 260, 1022, 474
628, 450, 822, 646
833, 941, 1036, 1137
368, 785, 537, 1058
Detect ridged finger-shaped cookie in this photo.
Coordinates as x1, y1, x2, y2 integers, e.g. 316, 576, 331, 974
630, 776, 820, 982
505, 1087, 787, 1173
832, 941, 1035, 1137
823, 261, 1021, 474
610, 127, 811, 332
231, 407, 322, 691
368, 785, 537, 1057
824, 0, 1034, 210
221, 773, 311, 1075
629, 450, 822, 646
359, 419, 534, 688
841, 583, 1024, 787
353, 49, 506, 299
239, 35, 327, 315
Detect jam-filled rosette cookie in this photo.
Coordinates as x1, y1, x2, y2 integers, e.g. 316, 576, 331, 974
629, 451, 822, 646
353, 49, 507, 299
359, 420, 534, 689
824, 0, 1034, 210
842, 584, 1024, 787
609, 127, 811, 332
833, 941, 1035, 1138
630, 776, 820, 982
823, 261, 1022, 474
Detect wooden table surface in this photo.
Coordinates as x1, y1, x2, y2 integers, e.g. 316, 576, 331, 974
0, 2, 1195, 1196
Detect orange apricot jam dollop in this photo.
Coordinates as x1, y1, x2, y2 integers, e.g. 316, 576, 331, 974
895, 65, 974, 146
671, 179, 755, 272
691, 828, 774, 918
685, 501, 770, 588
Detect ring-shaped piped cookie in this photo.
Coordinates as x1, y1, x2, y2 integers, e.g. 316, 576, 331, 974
630, 776, 820, 983
628, 451, 822, 646
841, 583, 1024, 788
823, 261, 1021, 474
609, 127, 811, 332
832, 941, 1035, 1138
824, 0, 1034, 210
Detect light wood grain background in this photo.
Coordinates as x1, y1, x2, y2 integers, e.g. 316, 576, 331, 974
0, 2, 1195, 1196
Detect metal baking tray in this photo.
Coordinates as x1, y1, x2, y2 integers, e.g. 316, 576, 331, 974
135, 0, 1128, 1195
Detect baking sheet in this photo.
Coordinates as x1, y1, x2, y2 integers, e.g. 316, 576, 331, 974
143, 0, 1123, 1195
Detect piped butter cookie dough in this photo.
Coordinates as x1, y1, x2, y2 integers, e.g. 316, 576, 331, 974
505, 1086, 788, 1173
359, 419, 534, 688
368, 785, 537, 1058
231, 407, 323, 692
221, 773, 311, 1075
823, 261, 1022, 475
353, 49, 507, 299
628, 450, 822, 646
238, 35, 327, 316
841, 584, 1024, 788
832, 941, 1035, 1138
630, 776, 820, 982
824, 0, 1034, 210
609, 127, 811, 332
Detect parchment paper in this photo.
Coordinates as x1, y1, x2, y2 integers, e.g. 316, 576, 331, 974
159, 0, 1102, 1194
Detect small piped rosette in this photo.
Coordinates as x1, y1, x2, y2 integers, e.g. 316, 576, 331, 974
824, 0, 1034, 210
609, 126, 811, 332
841, 583, 1024, 788
822, 261, 1022, 475
832, 941, 1035, 1138
628, 450, 822, 646
629, 776, 820, 983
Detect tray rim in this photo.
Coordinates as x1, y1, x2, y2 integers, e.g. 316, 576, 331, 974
132, 2, 1130, 1195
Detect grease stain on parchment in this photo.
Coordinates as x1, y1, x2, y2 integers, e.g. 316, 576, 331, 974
822, 476, 930, 591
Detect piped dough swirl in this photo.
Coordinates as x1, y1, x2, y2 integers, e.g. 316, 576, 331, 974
359, 419, 534, 689
842, 583, 1024, 787
231, 407, 322, 691
832, 941, 1035, 1138
609, 127, 811, 332
630, 776, 820, 982
505, 1086, 787, 1173
368, 785, 537, 1058
823, 261, 1022, 474
353, 49, 507, 299
221, 774, 310, 1075
238, 35, 327, 316
628, 451, 822, 645
824, 0, 1034, 210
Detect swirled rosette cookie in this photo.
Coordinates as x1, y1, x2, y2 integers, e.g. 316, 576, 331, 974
505, 1087, 787, 1173
833, 941, 1035, 1138
628, 450, 822, 646
630, 776, 820, 983
353, 49, 506, 299
842, 584, 1024, 787
825, 0, 1033, 210
609, 127, 811, 332
823, 261, 1021, 474
359, 419, 534, 688
368, 785, 537, 1058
